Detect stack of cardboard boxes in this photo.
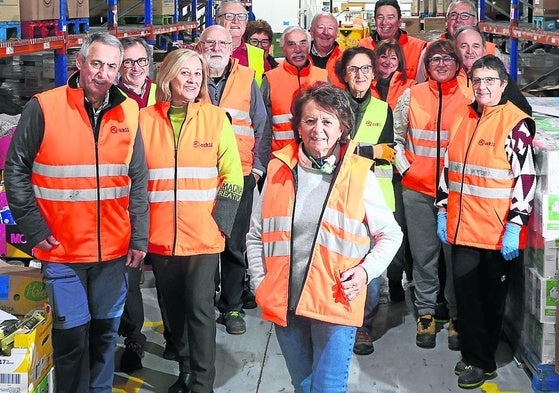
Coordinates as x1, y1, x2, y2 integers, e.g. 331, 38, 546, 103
533, 0, 559, 31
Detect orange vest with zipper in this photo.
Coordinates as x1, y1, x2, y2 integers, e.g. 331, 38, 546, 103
220, 59, 256, 176
371, 71, 416, 111
140, 101, 228, 256
402, 78, 471, 197
309, 44, 345, 88
266, 61, 328, 152
32, 86, 138, 263
446, 102, 530, 250
256, 141, 372, 327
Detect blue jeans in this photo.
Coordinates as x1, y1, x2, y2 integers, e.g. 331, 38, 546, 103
363, 275, 383, 330
274, 313, 356, 393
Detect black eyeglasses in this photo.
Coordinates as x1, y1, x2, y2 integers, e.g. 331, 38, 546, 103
428, 55, 456, 65
248, 38, 271, 48
346, 65, 373, 75
448, 12, 475, 20
471, 77, 501, 87
122, 57, 149, 68
218, 12, 248, 21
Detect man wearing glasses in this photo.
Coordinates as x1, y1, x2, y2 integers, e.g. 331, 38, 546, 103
308, 12, 345, 88
216, 0, 269, 86
117, 37, 156, 108
197, 25, 271, 336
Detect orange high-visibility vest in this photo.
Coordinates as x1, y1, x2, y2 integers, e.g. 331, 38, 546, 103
33, 86, 139, 263
309, 44, 345, 88
371, 71, 416, 111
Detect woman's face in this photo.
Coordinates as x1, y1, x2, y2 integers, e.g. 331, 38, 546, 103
427, 52, 459, 83
170, 56, 204, 105
375, 49, 399, 79
344, 53, 374, 98
472, 66, 507, 108
298, 100, 343, 159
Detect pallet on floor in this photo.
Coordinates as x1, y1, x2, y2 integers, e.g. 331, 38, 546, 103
65, 18, 89, 34
0, 21, 21, 42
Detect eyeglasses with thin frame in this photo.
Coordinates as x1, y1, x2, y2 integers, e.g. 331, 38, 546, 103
218, 12, 248, 21
122, 57, 149, 68
428, 55, 456, 65
471, 76, 501, 87
448, 12, 475, 20
201, 40, 232, 49
346, 65, 373, 75
248, 38, 271, 48
88, 59, 119, 72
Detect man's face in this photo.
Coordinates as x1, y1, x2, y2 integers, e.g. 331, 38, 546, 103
282, 30, 310, 69
374, 5, 400, 40
201, 27, 232, 71
455, 29, 483, 72
77, 41, 120, 107
446, 2, 477, 37
216, 3, 248, 41
310, 15, 338, 52
119, 43, 149, 88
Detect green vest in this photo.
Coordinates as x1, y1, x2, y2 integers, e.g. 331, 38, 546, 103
247, 44, 265, 87
352, 98, 395, 211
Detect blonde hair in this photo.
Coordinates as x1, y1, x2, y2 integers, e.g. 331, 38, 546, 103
155, 49, 209, 103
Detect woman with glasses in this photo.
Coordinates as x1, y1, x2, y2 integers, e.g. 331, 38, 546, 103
247, 83, 402, 392
244, 19, 279, 69
436, 55, 535, 389
335, 46, 398, 357
393, 39, 471, 352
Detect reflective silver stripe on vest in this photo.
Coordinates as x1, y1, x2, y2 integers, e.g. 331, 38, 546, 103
272, 130, 295, 140
232, 124, 255, 137
262, 216, 292, 257
148, 188, 218, 203
222, 108, 254, 137
448, 162, 513, 180
33, 162, 129, 177
406, 128, 449, 158
374, 166, 393, 180
316, 207, 370, 258
148, 167, 218, 180
272, 113, 292, 125
33, 185, 130, 201
448, 181, 512, 199
223, 107, 251, 123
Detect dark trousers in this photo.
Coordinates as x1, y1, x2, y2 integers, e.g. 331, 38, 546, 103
150, 253, 219, 393
452, 245, 511, 372
387, 174, 412, 282
119, 265, 147, 347
218, 175, 255, 313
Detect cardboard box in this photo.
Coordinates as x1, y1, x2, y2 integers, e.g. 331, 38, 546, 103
0, 307, 53, 393
423, 16, 446, 31
528, 267, 559, 323
401, 17, 421, 34
533, 0, 559, 16
19, 0, 60, 21
0, 264, 46, 316
525, 229, 559, 278
522, 314, 555, 364
531, 191, 559, 239
0, 0, 21, 22
67, 0, 89, 19
118, 0, 174, 16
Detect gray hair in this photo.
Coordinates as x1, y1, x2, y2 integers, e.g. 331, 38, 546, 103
279, 26, 312, 48
216, 0, 245, 17
79, 32, 123, 64
120, 36, 152, 58
446, 0, 477, 19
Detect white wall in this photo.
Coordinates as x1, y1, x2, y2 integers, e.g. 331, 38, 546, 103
253, 0, 300, 33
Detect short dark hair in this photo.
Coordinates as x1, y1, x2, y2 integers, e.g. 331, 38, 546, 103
335, 46, 375, 85
469, 55, 508, 81
120, 36, 152, 58
291, 82, 354, 143
424, 39, 462, 79
243, 19, 273, 41
374, 0, 401, 19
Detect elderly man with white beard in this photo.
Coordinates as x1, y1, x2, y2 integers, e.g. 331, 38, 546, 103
197, 25, 271, 335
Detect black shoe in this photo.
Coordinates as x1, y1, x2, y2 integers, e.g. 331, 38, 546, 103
388, 279, 405, 302
217, 311, 246, 334
434, 301, 449, 323
242, 289, 257, 309
457, 365, 497, 389
162, 342, 178, 361
455, 360, 496, 378
120, 342, 143, 373
353, 328, 374, 355
168, 372, 192, 393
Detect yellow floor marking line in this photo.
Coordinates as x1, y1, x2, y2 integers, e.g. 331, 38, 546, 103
143, 320, 164, 334
482, 382, 521, 393
113, 375, 145, 393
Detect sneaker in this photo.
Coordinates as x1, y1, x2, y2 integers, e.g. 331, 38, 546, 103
388, 279, 405, 303
457, 364, 496, 389
448, 318, 460, 351
217, 311, 246, 335
455, 360, 496, 379
353, 328, 375, 355
120, 342, 143, 373
416, 314, 436, 348
242, 289, 257, 310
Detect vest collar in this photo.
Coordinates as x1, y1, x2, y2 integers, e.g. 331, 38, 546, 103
428, 76, 459, 95
282, 57, 312, 76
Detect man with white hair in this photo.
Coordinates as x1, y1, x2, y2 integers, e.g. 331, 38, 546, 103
308, 12, 344, 87
198, 25, 271, 335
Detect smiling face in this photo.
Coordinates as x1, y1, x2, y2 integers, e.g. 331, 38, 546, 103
374, 5, 400, 40
298, 100, 343, 159
310, 15, 338, 54
345, 53, 374, 98
446, 2, 477, 37
427, 51, 459, 83
201, 26, 232, 74
455, 28, 483, 72
76, 41, 121, 109
375, 48, 399, 79
119, 43, 149, 89
170, 55, 204, 105
217, 2, 247, 48
282, 29, 310, 69
472, 67, 507, 108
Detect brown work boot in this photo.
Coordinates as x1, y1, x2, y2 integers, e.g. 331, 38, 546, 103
416, 314, 436, 348
353, 327, 374, 355
448, 318, 460, 351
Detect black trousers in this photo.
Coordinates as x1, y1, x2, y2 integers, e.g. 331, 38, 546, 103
150, 253, 219, 393
452, 245, 512, 372
218, 175, 255, 313
387, 174, 413, 282
118, 265, 147, 347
